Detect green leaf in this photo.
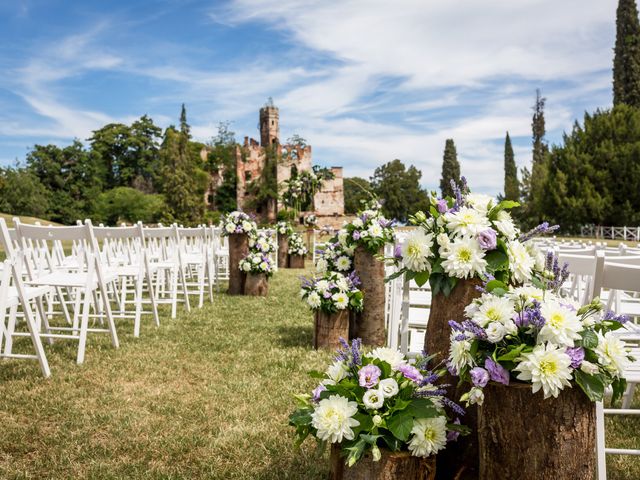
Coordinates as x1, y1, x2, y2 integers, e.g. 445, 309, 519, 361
497, 344, 527, 362
430, 274, 442, 296
406, 398, 439, 418
352, 412, 374, 437
307, 370, 325, 379
288, 408, 313, 427
414, 270, 430, 287
574, 369, 605, 402
611, 377, 627, 406
387, 411, 414, 442
384, 269, 405, 283
580, 330, 599, 349
381, 434, 403, 452
485, 250, 509, 271
485, 279, 507, 293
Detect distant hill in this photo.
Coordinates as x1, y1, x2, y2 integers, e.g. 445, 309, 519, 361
0, 213, 61, 228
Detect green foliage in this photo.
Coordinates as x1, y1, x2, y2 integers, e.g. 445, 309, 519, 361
206, 122, 238, 213
370, 159, 429, 222
246, 144, 278, 216
94, 187, 165, 225
344, 177, 373, 214
0, 165, 50, 218
503, 132, 520, 202
439, 139, 460, 198
614, 0, 640, 107
287, 134, 307, 148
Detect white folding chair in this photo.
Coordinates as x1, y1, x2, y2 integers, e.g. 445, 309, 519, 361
176, 225, 212, 308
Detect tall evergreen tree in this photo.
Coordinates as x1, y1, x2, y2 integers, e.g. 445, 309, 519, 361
439, 139, 460, 198
532, 89, 548, 166
503, 132, 520, 202
370, 159, 429, 222
614, 0, 640, 107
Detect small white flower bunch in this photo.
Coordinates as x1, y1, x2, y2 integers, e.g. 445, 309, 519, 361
288, 232, 308, 256
248, 230, 276, 255
303, 214, 317, 227
290, 341, 466, 467
344, 204, 395, 254
220, 211, 257, 237
299, 271, 363, 313
276, 221, 293, 236
449, 283, 633, 403
238, 252, 274, 277
315, 231, 355, 274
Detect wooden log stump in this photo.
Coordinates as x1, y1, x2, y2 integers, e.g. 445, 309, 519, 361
353, 246, 386, 346
313, 310, 349, 349
479, 383, 596, 480
277, 233, 289, 268
228, 233, 249, 295
425, 278, 481, 480
330, 445, 436, 480
306, 228, 314, 254
289, 254, 305, 269
244, 273, 269, 296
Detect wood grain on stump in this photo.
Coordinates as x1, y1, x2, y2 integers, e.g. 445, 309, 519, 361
277, 233, 289, 268
353, 246, 386, 346
314, 310, 349, 350
289, 254, 305, 269
228, 233, 249, 295
244, 273, 269, 296
330, 445, 436, 480
479, 383, 596, 480
425, 278, 481, 480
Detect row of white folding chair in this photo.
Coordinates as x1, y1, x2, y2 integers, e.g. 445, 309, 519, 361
176, 226, 214, 308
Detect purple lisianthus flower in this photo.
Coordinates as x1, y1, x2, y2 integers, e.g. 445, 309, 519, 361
446, 418, 461, 442
394, 244, 402, 259
485, 357, 510, 385
323, 291, 332, 299
312, 384, 326, 402
477, 229, 497, 250
470, 367, 490, 387
358, 364, 382, 388
565, 346, 585, 369
398, 364, 423, 383
352, 231, 361, 241
436, 199, 448, 213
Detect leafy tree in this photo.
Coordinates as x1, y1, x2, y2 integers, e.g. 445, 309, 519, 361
286, 134, 307, 148
439, 139, 460, 198
246, 145, 278, 219
503, 132, 520, 202
370, 159, 429, 222
614, 0, 640, 107
206, 122, 238, 212
0, 165, 50, 218
94, 187, 165, 225
344, 177, 373, 214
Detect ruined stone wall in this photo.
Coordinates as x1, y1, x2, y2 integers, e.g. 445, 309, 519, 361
235, 137, 267, 213
315, 167, 344, 216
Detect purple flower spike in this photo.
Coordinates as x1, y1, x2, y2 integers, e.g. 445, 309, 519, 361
477, 229, 497, 250
485, 357, 510, 385
436, 199, 448, 213
394, 244, 403, 259
358, 364, 382, 388
470, 367, 489, 387
565, 347, 585, 369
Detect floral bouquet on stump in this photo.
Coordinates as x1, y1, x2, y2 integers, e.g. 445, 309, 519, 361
220, 211, 257, 236
343, 206, 395, 255
276, 221, 293, 268
248, 230, 276, 255
288, 232, 308, 268
239, 252, 274, 296
289, 340, 467, 478
221, 211, 257, 294
276, 221, 294, 236
303, 214, 318, 228
314, 231, 355, 274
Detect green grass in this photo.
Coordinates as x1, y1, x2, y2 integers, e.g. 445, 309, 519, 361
0, 269, 638, 479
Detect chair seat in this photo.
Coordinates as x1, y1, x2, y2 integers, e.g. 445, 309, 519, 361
27, 270, 117, 288
3, 285, 52, 308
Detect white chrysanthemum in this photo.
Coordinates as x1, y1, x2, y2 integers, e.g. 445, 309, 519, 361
472, 295, 515, 327
538, 301, 583, 347
259, 261, 269, 271
408, 417, 447, 458
368, 223, 383, 237
485, 322, 507, 343
316, 258, 328, 273
440, 237, 487, 279
401, 230, 434, 272
335, 277, 349, 292
338, 230, 349, 247
448, 334, 474, 372
595, 331, 630, 376
508, 286, 546, 303
515, 343, 573, 399
241, 262, 251, 272
311, 395, 360, 443
225, 223, 235, 233
323, 360, 349, 385
369, 347, 407, 370
436, 232, 450, 249
378, 378, 399, 398
445, 206, 492, 237
352, 218, 364, 228
465, 193, 495, 213
494, 210, 518, 240
241, 220, 253, 232
344, 245, 356, 256
332, 292, 349, 310
507, 241, 535, 283
362, 389, 384, 409
315, 280, 330, 294
307, 291, 321, 309
336, 256, 351, 271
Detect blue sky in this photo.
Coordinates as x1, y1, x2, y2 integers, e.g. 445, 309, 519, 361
0, 0, 617, 195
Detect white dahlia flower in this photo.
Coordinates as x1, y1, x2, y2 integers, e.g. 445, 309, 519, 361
323, 360, 349, 385
369, 347, 407, 370
307, 291, 321, 309
448, 333, 474, 373
408, 417, 448, 457
332, 292, 349, 310
441, 237, 487, 278
595, 331, 630, 376
401, 230, 434, 272
472, 295, 515, 328
311, 395, 360, 443
515, 343, 573, 399
538, 301, 583, 347
336, 255, 351, 271
445, 206, 492, 237
493, 210, 518, 240
507, 241, 535, 283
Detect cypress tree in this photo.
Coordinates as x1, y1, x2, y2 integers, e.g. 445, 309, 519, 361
614, 0, 640, 107
503, 132, 520, 202
439, 138, 460, 198
532, 89, 548, 165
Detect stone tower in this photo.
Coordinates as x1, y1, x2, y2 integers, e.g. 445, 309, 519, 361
259, 97, 280, 147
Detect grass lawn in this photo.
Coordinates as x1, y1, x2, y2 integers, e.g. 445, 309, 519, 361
0, 269, 638, 479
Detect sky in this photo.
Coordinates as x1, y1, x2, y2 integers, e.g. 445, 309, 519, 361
0, 0, 618, 195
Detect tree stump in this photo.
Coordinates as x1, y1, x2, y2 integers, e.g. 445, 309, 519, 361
330, 445, 436, 480
353, 246, 386, 346
479, 383, 596, 480
228, 233, 249, 295
306, 228, 314, 253
313, 310, 349, 349
425, 278, 481, 480
289, 254, 305, 269
277, 233, 289, 268
244, 273, 269, 296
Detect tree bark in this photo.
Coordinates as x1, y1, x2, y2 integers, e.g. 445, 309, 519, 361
330, 445, 436, 480
244, 273, 269, 296
425, 278, 482, 480
353, 246, 386, 346
314, 310, 350, 350
228, 233, 249, 295
277, 233, 289, 268
479, 383, 596, 480
289, 254, 305, 269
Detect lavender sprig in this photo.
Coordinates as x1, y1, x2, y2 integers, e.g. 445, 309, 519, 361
520, 222, 560, 242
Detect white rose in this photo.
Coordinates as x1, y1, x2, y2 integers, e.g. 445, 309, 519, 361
486, 322, 506, 343
363, 389, 384, 410
352, 218, 364, 228
378, 378, 399, 398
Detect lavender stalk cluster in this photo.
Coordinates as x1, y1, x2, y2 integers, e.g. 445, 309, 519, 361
520, 222, 560, 243
543, 251, 570, 292
514, 300, 545, 329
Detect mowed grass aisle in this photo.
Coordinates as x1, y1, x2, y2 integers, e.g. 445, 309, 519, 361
0, 269, 638, 479
0, 269, 330, 479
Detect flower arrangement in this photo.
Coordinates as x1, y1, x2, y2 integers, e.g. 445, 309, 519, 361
276, 221, 294, 236
239, 252, 275, 277
388, 178, 554, 296
281, 168, 333, 212
248, 230, 276, 254
315, 230, 355, 274
344, 205, 395, 255
303, 214, 317, 228
289, 340, 467, 467
220, 211, 257, 236
300, 271, 364, 313
448, 261, 633, 404
288, 232, 308, 256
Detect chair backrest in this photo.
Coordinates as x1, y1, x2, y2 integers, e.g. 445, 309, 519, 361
591, 251, 640, 300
